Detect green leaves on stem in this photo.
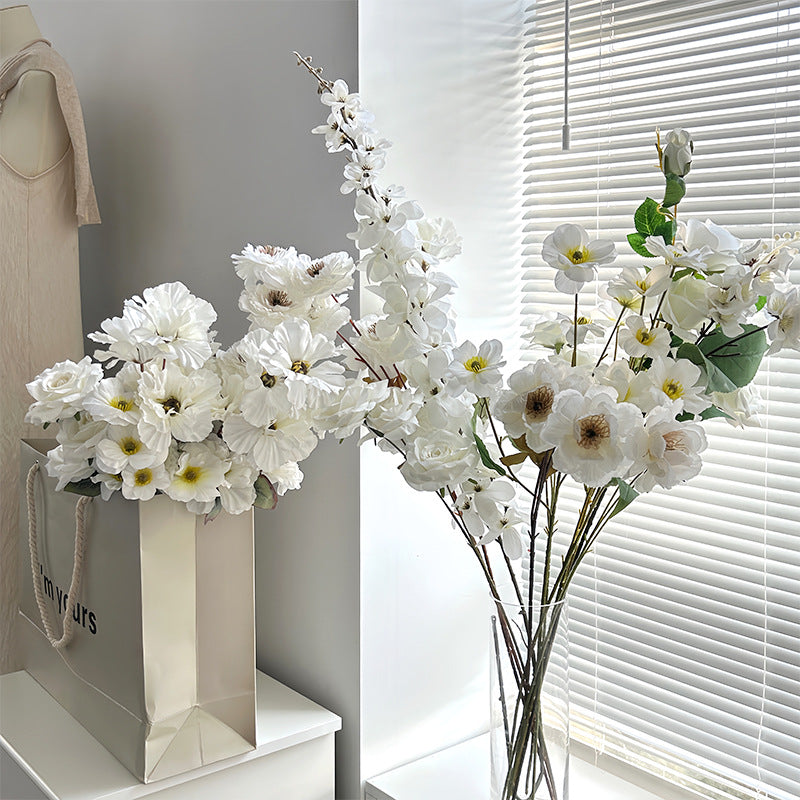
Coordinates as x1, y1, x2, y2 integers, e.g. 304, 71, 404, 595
628, 198, 677, 257
253, 474, 278, 509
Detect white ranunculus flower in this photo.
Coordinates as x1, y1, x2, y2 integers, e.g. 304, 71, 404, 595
239, 281, 310, 332
634, 406, 707, 492
121, 462, 170, 502
231, 244, 299, 289
366, 387, 424, 442
447, 339, 505, 399
540, 388, 644, 487
416, 217, 462, 263
662, 128, 693, 177
541, 224, 616, 294
289, 250, 356, 299
137, 362, 222, 449
26, 356, 103, 425
164, 441, 229, 505
400, 429, 480, 492
618, 315, 672, 359
314, 380, 390, 439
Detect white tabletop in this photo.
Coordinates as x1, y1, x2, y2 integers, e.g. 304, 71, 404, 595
0, 670, 341, 800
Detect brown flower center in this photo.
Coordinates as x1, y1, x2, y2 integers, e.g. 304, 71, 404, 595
160, 396, 181, 415
267, 290, 292, 308
260, 371, 277, 388
307, 260, 325, 278
524, 386, 555, 422
258, 245, 281, 256
663, 431, 689, 453
577, 414, 610, 449
291, 360, 310, 375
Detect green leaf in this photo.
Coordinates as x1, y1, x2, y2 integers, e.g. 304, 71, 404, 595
64, 478, 101, 498
609, 478, 638, 518
627, 232, 656, 258
672, 267, 696, 281
500, 451, 528, 467
677, 342, 737, 394
755, 295, 767, 312
471, 407, 506, 477
700, 405, 732, 421
670, 333, 686, 350
204, 497, 223, 524
662, 173, 686, 208
697, 325, 769, 388
634, 198, 666, 236
253, 474, 278, 510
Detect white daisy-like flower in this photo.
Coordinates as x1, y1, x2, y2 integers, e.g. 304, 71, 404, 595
634, 406, 707, 492
644, 236, 706, 271
261, 319, 345, 405
222, 412, 318, 475
542, 224, 616, 294
94, 424, 167, 474
137, 362, 222, 449
540, 387, 644, 487
478, 505, 526, 559
605, 265, 671, 312
82, 373, 140, 426
164, 441, 229, 506
26, 356, 103, 425
239, 281, 310, 332
618, 315, 672, 359
231, 244, 298, 289
91, 470, 124, 501
447, 339, 505, 399
399, 429, 480, 492
289, 251, 356, 299
121, 462, 170, 502
630, 357, 709, 415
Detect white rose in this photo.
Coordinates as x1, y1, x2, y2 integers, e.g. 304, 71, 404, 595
662, 128, 693, 177
26, 357, 103, 425
661, 275, 710, 340
400, 429, 480, 492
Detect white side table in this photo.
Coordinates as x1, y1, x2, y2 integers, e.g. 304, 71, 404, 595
0, 670, 341, 800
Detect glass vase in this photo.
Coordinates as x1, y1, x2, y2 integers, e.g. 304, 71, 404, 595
489, 597, 569, 800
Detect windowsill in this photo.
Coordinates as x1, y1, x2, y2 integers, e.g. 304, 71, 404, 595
365, 734, 703, 800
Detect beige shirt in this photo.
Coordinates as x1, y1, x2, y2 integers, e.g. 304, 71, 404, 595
0, 40, 100, 673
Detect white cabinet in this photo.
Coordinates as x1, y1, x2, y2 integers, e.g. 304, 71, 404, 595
0, 670, 341, 800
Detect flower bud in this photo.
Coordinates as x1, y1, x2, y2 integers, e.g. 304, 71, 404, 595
663, 128, 693, 177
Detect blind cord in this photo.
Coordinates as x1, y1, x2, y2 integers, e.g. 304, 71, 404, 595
562, 0, 571, 150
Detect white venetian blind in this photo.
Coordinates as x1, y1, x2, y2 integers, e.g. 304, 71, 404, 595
521, 1, 800, 799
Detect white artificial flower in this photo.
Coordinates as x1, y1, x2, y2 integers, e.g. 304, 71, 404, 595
82, 371, 141, 427
137, 362, 222, 449
164, 441, 228, 506
90, 282, 217, 369
662, 128, 693, 177
453, 492, 486, 537
341, 148, 385, 194
366, 386, 424, 442
466, 477, 517, 520
447, 339, 505, 399
644, 236, 706, 271
290, 251, 356, 298
305, 296, 353, 338
94, 424, 167, 474
55, 414, 108, 458
494, 361, 568, 452
239, 281, 310, 332
416, 217, 462, 263
232, 244, 298, 289
358, 228, 423, 282
375, 271, 455, 343
540, 387, 644, 487
630, 356, 709, 415
91, 470, 124, 501
26, 356, 103, 425
399, 429, 480, 492
618, 315, 672, 359
523, 319, 569, 354
541, 224, 616, 294
264, 461, 304, 496
478, 505, 526, 559
219, 456, 258, 514
222, 412, 317, 475
634, 406, 707, 492
121, 462, 170, 501
349, 193, 422, 251
45, 443, 94, 491
705, 268, 758, 337
261, 318, 345, 405
766, 285, 800, 354
660, 274, 711, 340
596, 360, 637, 404
710, 384, 765, 428
682, 219, 741, 273
314, 380, 390, 439
605, 265, 671, 312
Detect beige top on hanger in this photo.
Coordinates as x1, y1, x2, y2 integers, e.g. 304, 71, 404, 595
0, 37, 100, 675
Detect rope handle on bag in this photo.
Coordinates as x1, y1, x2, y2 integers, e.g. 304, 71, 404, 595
26, 462, 91, 650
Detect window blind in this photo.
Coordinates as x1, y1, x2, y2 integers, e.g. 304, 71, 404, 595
521, 2, 800, 799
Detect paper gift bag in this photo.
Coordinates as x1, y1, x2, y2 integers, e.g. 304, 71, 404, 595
18, 439, 256, 783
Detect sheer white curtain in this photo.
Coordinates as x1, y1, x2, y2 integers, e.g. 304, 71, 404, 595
521, 2, 800, 798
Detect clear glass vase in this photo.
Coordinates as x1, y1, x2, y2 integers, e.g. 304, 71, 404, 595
489, 597, 569, 800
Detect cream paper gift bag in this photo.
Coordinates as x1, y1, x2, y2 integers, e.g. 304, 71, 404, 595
18, 440, 256, 783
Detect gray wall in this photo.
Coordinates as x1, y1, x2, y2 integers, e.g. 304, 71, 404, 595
17, 2, 361, 798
